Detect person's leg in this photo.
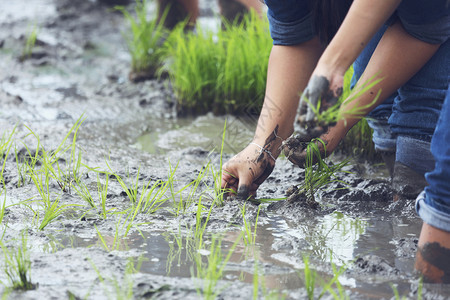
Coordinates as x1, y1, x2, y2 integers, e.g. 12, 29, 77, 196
218, 0, 263, 25
158, 0, 263, 30
415, 84, 450, 283
389, 39, 448, 199
351, 24, 397, 175
157, 0, 198, 30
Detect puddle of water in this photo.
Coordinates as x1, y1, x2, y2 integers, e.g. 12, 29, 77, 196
47, 208, 424, 297
135, 114, 255, 155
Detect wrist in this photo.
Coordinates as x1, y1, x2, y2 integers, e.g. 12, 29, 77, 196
249, 142, 277, 162
252, 124, 293, 158
315, 54, 348, 79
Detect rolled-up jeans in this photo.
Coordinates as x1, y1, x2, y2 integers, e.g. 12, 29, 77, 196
265, 0, 449, 175
351, 20, 449, 175
416, 85, 450, 232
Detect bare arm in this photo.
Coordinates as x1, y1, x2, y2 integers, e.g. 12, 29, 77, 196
221, 37, 323, 198
254, 39, 324, 154
314, 21, 441, 155
313, 0, 402, 95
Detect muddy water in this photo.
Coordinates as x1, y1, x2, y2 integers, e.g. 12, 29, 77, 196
1, 0, 450, 299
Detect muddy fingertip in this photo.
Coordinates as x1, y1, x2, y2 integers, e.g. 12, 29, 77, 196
236, 184, 250, 201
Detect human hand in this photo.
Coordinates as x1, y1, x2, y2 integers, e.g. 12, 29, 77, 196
221, 143, 276, 200
297, 73, 344, 125
282, 120, 348, 167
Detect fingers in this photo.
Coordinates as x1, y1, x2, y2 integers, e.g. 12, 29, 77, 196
221, 166, 238, 196
298, 93, 308, 116
300, 75, 331, 123
236, 171, 253, 200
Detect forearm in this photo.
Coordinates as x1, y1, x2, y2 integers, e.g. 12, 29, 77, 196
253, 38, 323, 156
339, 21, 441, 129
316, 0, 401, 78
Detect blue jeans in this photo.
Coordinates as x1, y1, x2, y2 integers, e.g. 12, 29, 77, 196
351, 27, 449, 175
416, 85, 450, 232
265, 0, 450, 46
265, 1, 449, 174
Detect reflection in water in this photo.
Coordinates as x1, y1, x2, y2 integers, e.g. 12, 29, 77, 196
44, 208, 426, 297
271, 212, 368, 265
136, 114, 255, 155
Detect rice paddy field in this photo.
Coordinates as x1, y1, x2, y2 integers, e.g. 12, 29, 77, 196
0, 0, 449, 299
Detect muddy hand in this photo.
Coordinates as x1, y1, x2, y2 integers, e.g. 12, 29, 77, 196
221, 143, 276, 200
298, 75, 341, 124
282, 122, 349, 167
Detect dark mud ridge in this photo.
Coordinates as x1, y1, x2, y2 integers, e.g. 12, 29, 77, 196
0, 0, 449, 299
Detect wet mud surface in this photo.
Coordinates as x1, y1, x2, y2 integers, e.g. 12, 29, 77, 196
1, 1, 450, 299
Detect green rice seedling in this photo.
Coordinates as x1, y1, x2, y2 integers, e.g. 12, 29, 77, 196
304, 76, 383, 129
97, 173, 110, 219
123, 183, 156, 237
301, 256, 317, 300
0, 232, 35, 290
320, 263, 349, 300
14, 141, 41, 190
164, 230, 183, 276
0, 197, 7, 227
107, 163, 169, 217
164, 227, 201, 276
141, 179, 170, 214
28, 164, 51, 207
299, 254, 350, 300
163, 25, 218, 112
42, 235, 65, 254
299, 139, 350, 204
334, 68, 376, 159
20, 24, 38, 61
253, 258, 259, 299
183, 162, 210, 212
28, 166, 80, 230
0, 132, 11, 227
90, 258, 134, 300
251, 259, 286, 300
215, 13, 271, 112
209, 120, 230, 207
390, 278, 424, 300
108, 269, 134, 300
0, 128, 16, 191
299, 72, 381, 161
95, 218, 125, 252
164, 11, 271, 113
172, 162, 210, 216
116, 0, 169, 78
192, 195, 217, 250
24, 115, 86, 192
1, 289, 10, 300
391, 284, 407, 300
14, 149, 25, 188
417, 277, 423, 300
241, 203, 260, 247
166, 161, 191, 216
14, 149, 32, 188
193, 234, 242, 300
38, 196, 73, 231
108, 165, 141, 204
339, 118, 377, 159
72, 177, 96, 208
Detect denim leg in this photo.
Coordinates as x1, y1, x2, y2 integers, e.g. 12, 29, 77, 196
390, 40, 448, 140
351, 25, 397, 152
390, 40, 449, 173
416, 85, 450, 232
